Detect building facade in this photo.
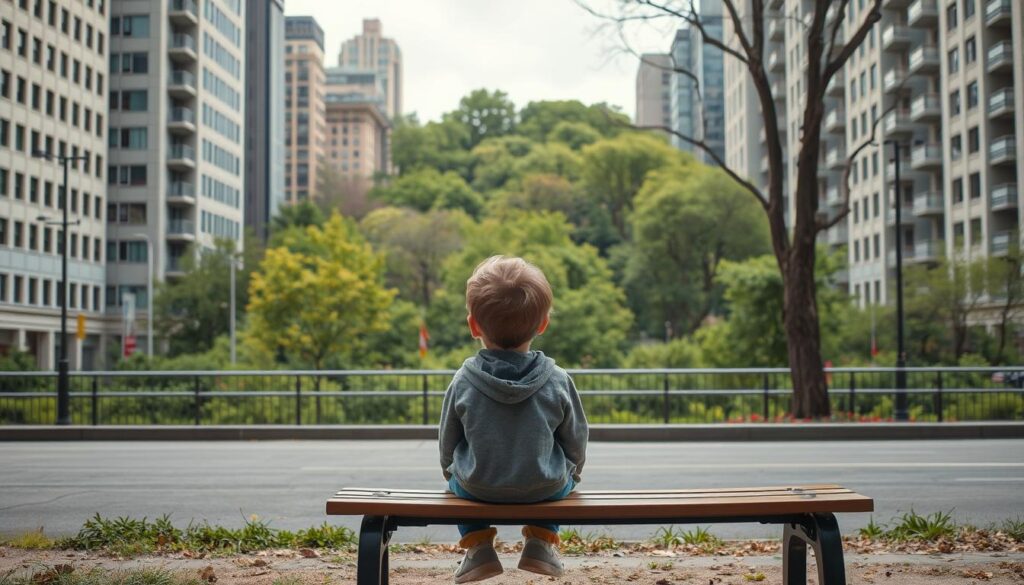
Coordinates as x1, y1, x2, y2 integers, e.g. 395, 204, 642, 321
284, 15, 325, 203
244, 0, 285, 241
0, 0, 110, 368
634, 53, 672, 130
337, 18, 402, 118
723, 0, 1023, 313
669, 0, 725, 164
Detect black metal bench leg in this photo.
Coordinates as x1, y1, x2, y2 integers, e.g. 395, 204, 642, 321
357, 515, 391, 585
782, 513, 847, 585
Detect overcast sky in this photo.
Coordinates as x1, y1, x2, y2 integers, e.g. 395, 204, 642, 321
284, 0, 677, 123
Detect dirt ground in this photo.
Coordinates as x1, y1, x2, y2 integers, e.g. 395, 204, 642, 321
3, 546, 1024, 585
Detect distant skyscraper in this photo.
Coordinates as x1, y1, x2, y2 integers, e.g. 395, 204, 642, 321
669, 0, 725, 164
338, 19, 402, 118
245, 0, 286, 241
284, 16, 325, 203
0, 0, 110, 368
635, 53, 672, 131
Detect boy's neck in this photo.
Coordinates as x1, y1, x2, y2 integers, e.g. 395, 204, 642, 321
481, 340, 532, 353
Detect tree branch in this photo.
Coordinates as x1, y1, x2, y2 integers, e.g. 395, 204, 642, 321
825, 0, 850, 66
636, 0, 751, 64
824, 0, 882, 82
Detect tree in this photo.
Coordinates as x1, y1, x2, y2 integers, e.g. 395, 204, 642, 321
443, 89, 516, 148
581, 0, 884, 417
390, 114, 475, 178
270, 200, 325, 238
518, 100, 628, 141
579, 132, 684, 239
547, 120, 602, 150
154, 237, 263, 357
625, 165, 771, 337
359, 207, 468, 307
987, 243, 1024, 362
469, 135, 536, 192
315, 163, 375, 219
370, 168, 484, 217
246, 213, 395, 369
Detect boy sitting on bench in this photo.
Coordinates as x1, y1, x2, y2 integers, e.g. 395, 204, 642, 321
438, 256, 590, 583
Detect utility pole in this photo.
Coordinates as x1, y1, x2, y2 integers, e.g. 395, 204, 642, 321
886, 140, 908, 421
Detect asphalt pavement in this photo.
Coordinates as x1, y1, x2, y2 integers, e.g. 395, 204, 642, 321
1, 439, 1021, 542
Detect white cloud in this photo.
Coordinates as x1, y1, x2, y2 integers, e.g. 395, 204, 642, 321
284, 0, 678, 122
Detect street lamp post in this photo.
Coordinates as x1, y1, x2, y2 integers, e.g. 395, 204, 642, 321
131, 233, 154, 357
885, 140, 909, 421
229, 254, 236, 364
33, 150, 89, 426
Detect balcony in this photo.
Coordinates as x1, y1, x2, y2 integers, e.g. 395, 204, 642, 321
908, 45, 940, 74
167, 219, 196, 241
166, 257, 186, 277
912, 192, 944, 216
886, 205, 915, 226
827, 223, 848, 247
168, 0, 198, 25
910, 240, 942, 264
990, 135, 1016, 165
881, 24, 911, 50
910, 143, 942, 169
907, 0, 938, 26
771, 78, 786, 101
985, 0, 1013, 26
826, 184, 843, 207
909, 94, 941, 122
989, 88, 1014, 118
824, 108, 846, 133
883, 68, 907, 93
768, 18, 784, 41
167, 181, 196, 205
882, 0, 913, 8
991, 183, 1018, 212
825, 146, 847, 170
826, 71, 844, 96
768, 0, 783, 9
167, 107, 196, 134
886, 157, 913, 181
767, 49, 784, 72
883, 109, 914, 136
987, 41, 1014, 73
168, 34, 197, 62
167, 70, 196, 98
991, 232, 1014, 256
167, 143, 196, 170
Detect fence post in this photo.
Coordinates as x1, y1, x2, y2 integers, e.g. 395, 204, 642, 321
935, 371, 943, 423
422, 374, 429, 426
91, 376, 98, 426
315, 375, 321, 425
762, 373, 770, 421
662, 373, 670, 424
848, 372, 856, 419
193, 376, 201, 426
295, 376, 302, 426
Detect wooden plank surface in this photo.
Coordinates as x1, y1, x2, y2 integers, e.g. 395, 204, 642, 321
326, 485, 874, 520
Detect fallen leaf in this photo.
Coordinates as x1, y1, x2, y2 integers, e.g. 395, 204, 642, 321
298, 548, 320, 558
199, 565, 217, 583
744, 573, 766, 582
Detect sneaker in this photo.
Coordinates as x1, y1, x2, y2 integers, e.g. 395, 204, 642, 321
454, 542, 503, 583
517, 536, 564, 577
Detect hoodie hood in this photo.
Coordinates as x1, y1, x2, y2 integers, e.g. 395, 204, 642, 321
461, 349, 556, 404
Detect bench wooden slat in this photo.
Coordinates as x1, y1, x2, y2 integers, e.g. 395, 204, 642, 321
336, 483, 848, 497
326, 486, 873, 520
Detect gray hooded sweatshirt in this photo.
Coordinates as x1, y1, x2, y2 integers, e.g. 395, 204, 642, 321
439, 349, 589, 503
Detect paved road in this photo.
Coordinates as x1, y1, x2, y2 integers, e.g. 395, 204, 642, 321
1, 440, 1022, 542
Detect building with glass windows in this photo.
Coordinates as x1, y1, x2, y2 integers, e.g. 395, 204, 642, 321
338, 19, 402, 118
0, 0, 110, 368
284, 15, 324, 204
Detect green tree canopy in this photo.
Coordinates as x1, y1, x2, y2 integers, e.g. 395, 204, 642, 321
370, 168, 484, 217
444, 89, 516, 148
517, 100, 628, 141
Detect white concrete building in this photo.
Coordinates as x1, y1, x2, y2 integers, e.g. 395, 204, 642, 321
635, 53, 672, 130
0, 0, 110, 368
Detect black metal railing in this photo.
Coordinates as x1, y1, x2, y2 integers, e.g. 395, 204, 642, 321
1, 367, 1022, 425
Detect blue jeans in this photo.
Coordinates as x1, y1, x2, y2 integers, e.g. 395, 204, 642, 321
448, 477, 575, 537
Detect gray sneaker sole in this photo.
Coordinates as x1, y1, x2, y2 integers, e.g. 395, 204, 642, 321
517, 556, 564, 577
454, 561, 503, 583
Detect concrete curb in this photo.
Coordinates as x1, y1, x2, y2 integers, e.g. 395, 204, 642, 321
1, 422, 1022, 441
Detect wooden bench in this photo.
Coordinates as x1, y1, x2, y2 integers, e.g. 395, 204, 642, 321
327, 484, 872, 585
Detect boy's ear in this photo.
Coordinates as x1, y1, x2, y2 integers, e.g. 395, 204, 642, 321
537, 314, 550, 336
467, 314, 483, 338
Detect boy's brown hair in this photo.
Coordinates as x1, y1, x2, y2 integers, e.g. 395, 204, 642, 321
466, 256, 553, 349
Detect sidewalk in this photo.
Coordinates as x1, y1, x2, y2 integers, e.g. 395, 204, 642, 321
2, 547, 1023, 584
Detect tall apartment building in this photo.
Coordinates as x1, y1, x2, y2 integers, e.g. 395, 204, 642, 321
244, 0, 285, 241
0, 0, 109, 368
724, 0, 1023, 312
634, 53, 672, 129
284, 15, 325, 203
669, 0, 726, 164
338, 18, 402, 118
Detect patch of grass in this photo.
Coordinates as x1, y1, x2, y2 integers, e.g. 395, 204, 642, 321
651, 525, 722, 550
558, 528, 619, 554
886, 510, 957, 542
646, 561, 674, 570
3, 529, 55, 550
1000, 517, 1024, 541
55, 514, 357, 555
858, 517, 885, 540
0, 566, 203, 585
743, 572, 767, 582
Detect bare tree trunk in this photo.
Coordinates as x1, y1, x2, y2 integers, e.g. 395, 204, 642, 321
783, 252, 830, 418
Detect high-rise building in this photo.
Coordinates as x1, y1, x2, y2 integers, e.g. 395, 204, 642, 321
723, 0, 1023, 315
284, 15, 325, 203
0, 0, 110, 368
338, 19, 402, 118
669, 0, 725, 164
634, 53, 672, 130
244, 0, 285, 241
105, 0, 246, 353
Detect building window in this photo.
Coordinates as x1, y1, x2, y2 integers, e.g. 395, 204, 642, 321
948, 47, 959, 74
970, 218, 982, 245
965, 36, 976, 65
968, 126, 979, 153
966, 81, 978, 109
110, 15, 149, 37
969, 172, 981, 199
950, 90, 961, 116
947, 1, 958, 29
964, 0, 975, 19
951, 134, 962, 159
952, 177, 963, 203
